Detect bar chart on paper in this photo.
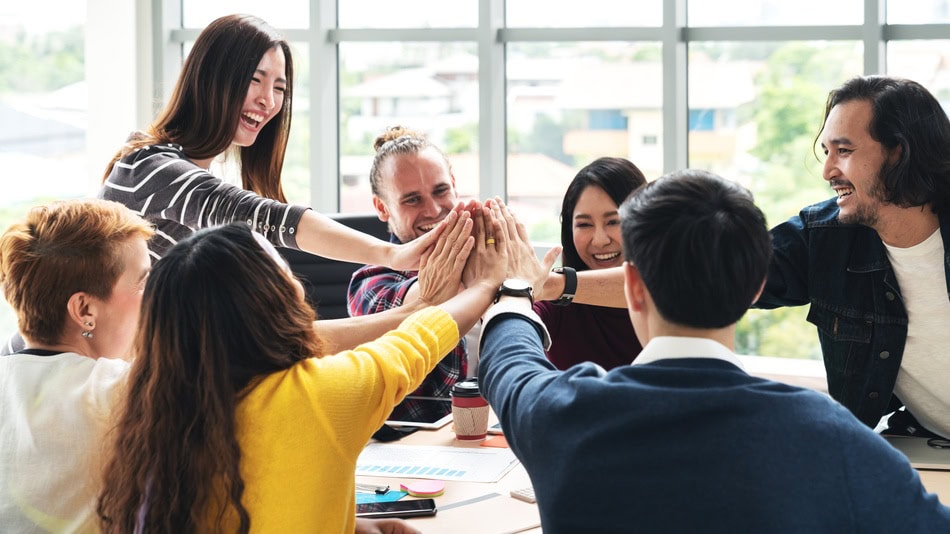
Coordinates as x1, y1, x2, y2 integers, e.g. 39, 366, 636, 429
356, 444, 519, 483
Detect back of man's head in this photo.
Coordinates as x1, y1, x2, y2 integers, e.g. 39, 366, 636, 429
619, 169, 772, 329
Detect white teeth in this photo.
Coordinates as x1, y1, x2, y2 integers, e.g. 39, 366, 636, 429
836, 187, 854, 199
243, 112, 264, 124
419, 224, 436, 231
593, 252, 620, 261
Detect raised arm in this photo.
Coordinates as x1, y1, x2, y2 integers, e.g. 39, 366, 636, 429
439, 205, 507, 332
313, 210, 474, 353
540, 266, 626, 308
483, 198, 626, 308
296, 209, 444, 272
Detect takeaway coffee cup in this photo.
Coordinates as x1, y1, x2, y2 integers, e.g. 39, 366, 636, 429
450, 378, 489, 440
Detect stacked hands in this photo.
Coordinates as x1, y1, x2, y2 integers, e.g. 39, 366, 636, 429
353, 199, 558, 534
415, 198, 563, 309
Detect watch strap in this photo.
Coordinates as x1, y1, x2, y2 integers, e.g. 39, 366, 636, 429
552, 266, 576, 306
495, 279, 535, 305
480, 299, 552, 351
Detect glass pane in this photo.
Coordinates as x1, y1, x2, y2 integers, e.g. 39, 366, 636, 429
688, 41, 863, 359
339, 42, 479, 214
888, 41, 950, 104
507, 42, 663, 246
282, 44, 311, 206
888, 0, 950, 24
0, 1, 89, 339
688, 0, 862, 26
507, 0, 662, 28
183, 1, 309, 29
339, 0, 478, 29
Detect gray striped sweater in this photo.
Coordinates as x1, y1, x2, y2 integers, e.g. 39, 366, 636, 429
99, 143, 309, 262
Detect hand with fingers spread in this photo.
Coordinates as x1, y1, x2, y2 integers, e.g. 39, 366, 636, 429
462, 202, 509, 291
416, 209, 474, 306
431, 205, 508, 339
487, 197, 560, 296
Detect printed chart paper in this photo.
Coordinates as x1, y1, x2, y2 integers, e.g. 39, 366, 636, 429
356, 444, 520, 483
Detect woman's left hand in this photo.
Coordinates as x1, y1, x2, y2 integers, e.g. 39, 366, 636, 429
355, 517, 422, 534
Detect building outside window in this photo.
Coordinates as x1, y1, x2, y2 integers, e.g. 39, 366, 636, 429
5, 0, 950, 361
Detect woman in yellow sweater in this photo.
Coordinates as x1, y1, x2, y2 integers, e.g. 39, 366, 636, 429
97, 208, 506, 533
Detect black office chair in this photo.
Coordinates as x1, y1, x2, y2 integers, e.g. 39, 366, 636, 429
277, 213, 390, 320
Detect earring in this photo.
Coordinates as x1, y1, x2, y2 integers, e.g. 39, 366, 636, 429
82, 321, 94, 339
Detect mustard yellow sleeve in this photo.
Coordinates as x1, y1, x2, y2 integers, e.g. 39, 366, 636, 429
258, 307, 459, 446
226, 308, 459, 533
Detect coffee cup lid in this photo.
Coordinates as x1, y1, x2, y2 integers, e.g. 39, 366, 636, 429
451, 378, 480, 397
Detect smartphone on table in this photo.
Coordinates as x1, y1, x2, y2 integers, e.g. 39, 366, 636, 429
355, 498, 438, 519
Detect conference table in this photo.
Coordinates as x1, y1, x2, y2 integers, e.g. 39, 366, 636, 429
356, 424, 950, 534
356, 419, 542, 534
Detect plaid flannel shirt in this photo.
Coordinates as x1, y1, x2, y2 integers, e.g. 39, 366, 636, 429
347, 262, 467, 424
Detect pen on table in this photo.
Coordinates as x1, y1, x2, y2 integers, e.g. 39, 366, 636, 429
356, 483, 390, 494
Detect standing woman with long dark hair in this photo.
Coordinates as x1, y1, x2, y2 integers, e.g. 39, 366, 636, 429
97, 213, 507, 532
100, 14, 436, 268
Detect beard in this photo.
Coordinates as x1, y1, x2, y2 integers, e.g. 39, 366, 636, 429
837, 163, 888, 228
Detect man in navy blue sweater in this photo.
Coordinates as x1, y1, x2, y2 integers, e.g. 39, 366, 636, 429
478, 169, 950, 533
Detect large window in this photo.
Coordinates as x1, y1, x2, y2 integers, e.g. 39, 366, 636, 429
7, 0, 950, 360
339, 42, 480, 212
0, 1, 89, 340
506, 41, 663, 242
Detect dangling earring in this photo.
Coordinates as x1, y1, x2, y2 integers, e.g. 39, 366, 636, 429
81, 321, 94, 339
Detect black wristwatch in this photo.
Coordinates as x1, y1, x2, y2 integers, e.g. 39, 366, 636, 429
552, 266, 576, 306
495, 278, 534, 304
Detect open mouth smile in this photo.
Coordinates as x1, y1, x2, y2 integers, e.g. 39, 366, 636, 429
417, 221, 442, 233
835, 187, 854, 199
241, 111, 265, 129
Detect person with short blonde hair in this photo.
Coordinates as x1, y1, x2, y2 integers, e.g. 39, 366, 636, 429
0, 198, 153, 532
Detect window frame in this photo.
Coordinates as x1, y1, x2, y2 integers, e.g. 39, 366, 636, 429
148, 0, 948, 213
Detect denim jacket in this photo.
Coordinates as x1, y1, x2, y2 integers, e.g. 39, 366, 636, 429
756, 197, 950, 430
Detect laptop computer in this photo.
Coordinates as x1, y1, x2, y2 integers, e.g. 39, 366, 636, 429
885, 436, 950, 471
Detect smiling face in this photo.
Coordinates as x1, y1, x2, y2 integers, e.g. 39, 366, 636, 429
820, 99, 893, 228
372, 147, 458, 243
572, 185, 624, 270
233, 46, 287, 148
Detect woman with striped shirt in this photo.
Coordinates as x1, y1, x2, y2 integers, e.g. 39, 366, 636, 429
100, 14, 437, 269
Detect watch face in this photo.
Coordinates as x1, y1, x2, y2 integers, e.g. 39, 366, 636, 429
503, 278, 532, 291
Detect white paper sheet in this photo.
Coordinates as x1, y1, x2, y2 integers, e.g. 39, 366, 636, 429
356, 444, 520, 483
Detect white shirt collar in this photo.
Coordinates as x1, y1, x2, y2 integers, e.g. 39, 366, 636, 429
631, 336, 745, 372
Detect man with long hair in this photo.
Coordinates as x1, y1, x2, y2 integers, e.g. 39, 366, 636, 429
757, 76, 950, 440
